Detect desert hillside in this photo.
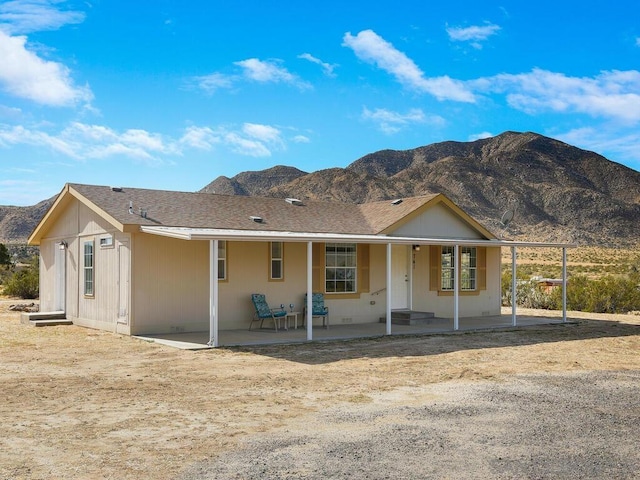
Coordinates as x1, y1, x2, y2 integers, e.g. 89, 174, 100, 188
2, 132, 639, 246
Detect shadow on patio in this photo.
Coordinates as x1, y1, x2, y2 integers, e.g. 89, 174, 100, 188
133, 310, 640, 363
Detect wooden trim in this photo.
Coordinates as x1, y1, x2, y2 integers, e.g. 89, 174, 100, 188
437, 290, 480, 297
430, 245, 487, 294
217, 240, 228, 283
477, 246, 487, 290
357, 244, 370, 293
312, 242, 324, 292
268, 241, 285, 282
429, 245, 440, 291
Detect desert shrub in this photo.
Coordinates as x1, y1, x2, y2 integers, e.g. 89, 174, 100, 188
0, 243, 11, 266
549, 274, 640, 314
3, 257, 39, 299
502, 274, 554, 309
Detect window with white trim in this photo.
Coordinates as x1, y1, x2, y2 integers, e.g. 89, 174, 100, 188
217, 241, 226, 280
440, 246, 454, 291
270, 242, 283, 280
461, 247, 477, 291
83, 240, 94, 296
325, 243, 357, 293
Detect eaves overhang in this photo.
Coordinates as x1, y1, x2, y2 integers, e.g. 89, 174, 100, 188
140, 226, 576, 249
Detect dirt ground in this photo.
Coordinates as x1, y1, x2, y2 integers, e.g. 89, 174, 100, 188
1, 298, 639, 480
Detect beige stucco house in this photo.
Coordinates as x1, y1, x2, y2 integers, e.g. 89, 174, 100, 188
28, 183, 570, 346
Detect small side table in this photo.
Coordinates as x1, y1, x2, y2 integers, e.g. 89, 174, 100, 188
285, 311, 301, 330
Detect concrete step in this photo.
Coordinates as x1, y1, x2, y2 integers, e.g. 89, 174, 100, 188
391, 309, 435, 320
379, 310, 446, 326
21, 311, 72, 327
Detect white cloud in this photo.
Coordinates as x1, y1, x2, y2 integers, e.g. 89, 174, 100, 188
473, 68, 640, 123
446, 23, 501, 48
191, 73, 235, 94
468, 131, 494, 141
234, 58, 311, 90
298, 53, 338, 77
183, 123, 286, 158
636, 37, 640, 47
243, 123, 282, 144
292, 134, 310, 143
557, 127, 640, 167
0, 120, 295, 162
180, 126, 218, 150
361, 106, 444, 134
0, 122, 177, 164
191, 58, 311, 94
0, 29, 93, 107
342, 29, 475, 102
0, 0, 85, 34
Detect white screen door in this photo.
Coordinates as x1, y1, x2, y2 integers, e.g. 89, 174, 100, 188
54, 243, 66, 311
391, 245, 409, 309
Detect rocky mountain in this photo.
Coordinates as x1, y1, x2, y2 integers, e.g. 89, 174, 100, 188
2, 131, 639, 246
199, 131, 640, 246
0, 198, 54, 244
200, 165, 307, 196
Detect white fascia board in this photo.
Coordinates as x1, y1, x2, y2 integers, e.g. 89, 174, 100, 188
140, 226, 576, 248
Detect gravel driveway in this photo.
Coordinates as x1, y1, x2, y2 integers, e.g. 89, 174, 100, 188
178, 370, 640, 480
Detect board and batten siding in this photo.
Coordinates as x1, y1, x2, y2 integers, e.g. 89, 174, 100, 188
39, 198, 132, 332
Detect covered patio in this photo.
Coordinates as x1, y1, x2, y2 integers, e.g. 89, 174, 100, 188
140, 226, 574, 348
134, 309, 571, 350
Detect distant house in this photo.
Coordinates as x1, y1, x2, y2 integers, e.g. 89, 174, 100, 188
535, 277, 565, 294
28, 183, 571, 346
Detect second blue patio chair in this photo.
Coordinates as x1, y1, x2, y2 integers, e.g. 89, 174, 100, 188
304, 293, 329, 328
250, 294, 287, 331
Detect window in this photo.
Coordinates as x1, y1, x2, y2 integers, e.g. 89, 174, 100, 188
217, 240, 226, 280
461, 247, 477, 291
325, 243, 357, 293
440, 246, 477, 291
270, 242, 283, 280
83, 240, 94, 296
441, 246, 455, 291
99, 234, 113, 248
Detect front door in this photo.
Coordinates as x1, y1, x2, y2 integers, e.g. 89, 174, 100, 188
117, 240, 130, 325
53, 242, 66, 312
391, 244, 409, 309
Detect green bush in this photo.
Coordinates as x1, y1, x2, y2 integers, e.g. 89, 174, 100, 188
503, 270, 640, 314
549, 274, 640, 314
3, 257, 39, 299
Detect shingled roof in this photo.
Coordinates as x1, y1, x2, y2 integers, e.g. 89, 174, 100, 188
29, 183, 495, 244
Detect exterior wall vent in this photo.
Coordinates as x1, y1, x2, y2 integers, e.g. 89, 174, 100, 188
285, 198, 304, 206
391, 199, 403, 205
250, 216, 264, 223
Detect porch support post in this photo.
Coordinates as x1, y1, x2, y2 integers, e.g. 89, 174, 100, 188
386, 242, 392, 335
511, 246, 517, 327
562, 247, 567, 323
208, 239, 219, 347
306, 241, 313, 341
408, 245, 414, 311
453, 244, 459, 331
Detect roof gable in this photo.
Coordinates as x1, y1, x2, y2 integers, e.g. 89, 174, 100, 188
361, 194, 495, 239
28, 184, 496, 245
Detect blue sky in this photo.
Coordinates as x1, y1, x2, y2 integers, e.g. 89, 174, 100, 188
1, 0, 640, 205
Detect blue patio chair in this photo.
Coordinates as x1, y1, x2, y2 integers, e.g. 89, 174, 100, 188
250, 294, 287, 331
304, 293, 329, 328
